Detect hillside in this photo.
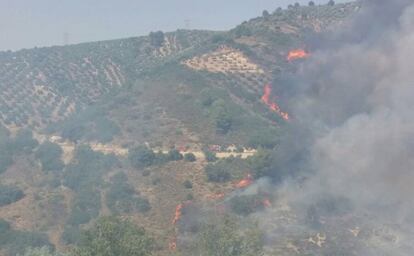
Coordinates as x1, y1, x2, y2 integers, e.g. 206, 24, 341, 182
0, 2, 364, 256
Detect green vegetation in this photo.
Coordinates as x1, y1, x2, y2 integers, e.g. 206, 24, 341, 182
0, 3, 361, 254
0, 142, 13, 174
62, 145, 119, 245
167, 148, 184, 161
247, 148, 273, 179
20, 247, 67, 256
229, 195, 265, 216
129, 145, 156, 168
183, 180, 193, 189
74, 217, 154, 256
203, 150, 217, 162
149, 31, 165, 47
184, 153, 196, 162
0, 219, 52, 256
0, 184, 24, 206
106, 172, 150, 214
50, 107, 120, 143
63, 145, 118, 191
12, 129, 38, 153
67, 188, 101, 226
205, 157, 250, 183
35, 142, 64, 172
129, 145, 186, 168
193, 215, 264, 256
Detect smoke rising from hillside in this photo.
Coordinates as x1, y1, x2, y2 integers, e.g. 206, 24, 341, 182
259, 0, 414, 254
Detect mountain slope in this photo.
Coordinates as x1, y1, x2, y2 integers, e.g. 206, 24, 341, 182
0, 2, 361, 256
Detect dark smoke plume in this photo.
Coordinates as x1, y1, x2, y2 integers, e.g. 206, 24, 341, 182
258, 1, 414, 255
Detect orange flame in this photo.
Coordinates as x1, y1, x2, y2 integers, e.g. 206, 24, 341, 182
235, 174, 254, 189
172, 201, 191, 225
261, 84, 290, 120
287, 49, 310, 61
172, 203, 184, 225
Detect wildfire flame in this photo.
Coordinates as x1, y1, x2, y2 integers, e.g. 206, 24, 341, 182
172, 201, 192, 225
235, 174, 254, 189
287, 49, 310, 61
172, 203, 184, 225
261, 84, 290, 120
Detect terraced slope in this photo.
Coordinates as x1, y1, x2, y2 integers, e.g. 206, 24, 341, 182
0, 30, 214, 131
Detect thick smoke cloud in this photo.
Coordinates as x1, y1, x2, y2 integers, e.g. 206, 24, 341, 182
260, 1, 414, 255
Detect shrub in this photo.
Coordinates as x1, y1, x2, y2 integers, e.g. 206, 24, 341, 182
184, 153, 196, 162
21, 246, 67, 256
107, 172, 151, 214
0, 219, 52, 256
247, 128, 279, 149
12, 129, 38, 153
0, 146, 13, 174
167, 149, 183, 161
229, 195, 264, 216
66, 188, 101, 226
35, 142, 64, 172
203, 150, 217, 162
129, 146, 156, 168
75, 217, 154, 256
183, 180, 193, 189
247, 149, 273, 179
205, 163, 231, 183
0, 184, 24, 206
63, 145, 118, 191
149, 31, 165, 47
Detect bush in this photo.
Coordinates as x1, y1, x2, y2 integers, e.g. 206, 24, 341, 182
35, 142, 64, 172
149, 31, 165, 47
0, 184, 24, 206
0, 219, 52, 256
247, 129, 279, 149
75, 217, 154, 256
63, 145, 118, 191
0, 145, 13, 174
12, 129, 38, 153
205, 163, 231, 183
247, 149, 273, 179
183, 180, 193, 189
167, 149, 183, 161
203, 150, 217, 162
21, 246, 67, 256
66, 188, 101, 226
61, 225, 81, 245
194, 215, 264, 256
106, 172, 151, 214
211, 100, 232, 134
129, 146, 156, 168
229, 195, 264, 216
186, 194, 194, 201
184, 153, 196, 162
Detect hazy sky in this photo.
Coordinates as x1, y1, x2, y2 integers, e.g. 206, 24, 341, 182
0, 0, 349, 51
